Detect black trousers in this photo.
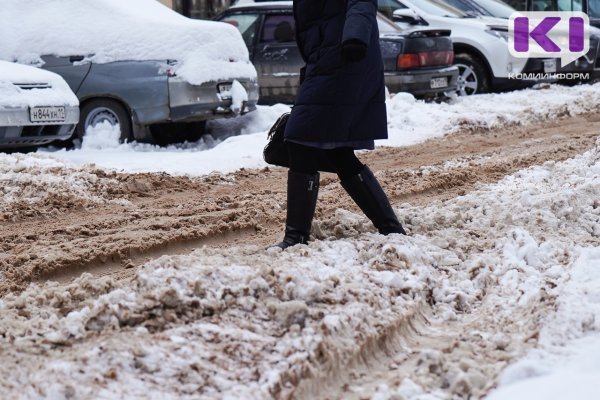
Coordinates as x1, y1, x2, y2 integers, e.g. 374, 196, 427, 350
287, 142, 363, 180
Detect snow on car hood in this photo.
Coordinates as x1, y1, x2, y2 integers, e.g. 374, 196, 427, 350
0, 0, 257, 86
0, 60, 78, 108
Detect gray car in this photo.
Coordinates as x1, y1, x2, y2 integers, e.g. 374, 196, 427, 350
40, 55, 259, 145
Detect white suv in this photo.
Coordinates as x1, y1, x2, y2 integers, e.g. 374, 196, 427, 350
387, 0, 549, 95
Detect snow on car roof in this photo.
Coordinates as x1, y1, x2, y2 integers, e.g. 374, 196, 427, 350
0, 61, 78, 108
1, 0, 257, 86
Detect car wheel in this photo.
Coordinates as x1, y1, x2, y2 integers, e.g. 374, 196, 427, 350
453, 53, 490, 96
76, 99, 132, 142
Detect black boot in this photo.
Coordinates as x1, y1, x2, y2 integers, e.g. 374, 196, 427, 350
274, 170, 320, 249
341, 166, 406, 235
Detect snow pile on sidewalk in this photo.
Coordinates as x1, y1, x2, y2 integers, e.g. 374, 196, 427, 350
383, 83, 600, 147
39, 83, 600, 176
41, 103, 292, 175
0, 60, 78, 107
1, 145, 599, 397
0, 153, 129, 220
1, 0, 256, 85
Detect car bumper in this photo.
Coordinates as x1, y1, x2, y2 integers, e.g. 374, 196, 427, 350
168, 77, 259, 122
0, 106, 79, 148
384, 66, 459, 96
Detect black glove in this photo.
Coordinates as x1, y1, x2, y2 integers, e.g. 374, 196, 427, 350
341, 39, 368, 63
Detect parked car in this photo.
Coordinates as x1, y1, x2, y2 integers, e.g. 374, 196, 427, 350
527, 0, 599, 28
0, 61, 79, 149
216, 1, 459, 103
38, 55, 258, 145
525, 0, 600, 79
386, 0, 561, 94
2, 0, 259, 145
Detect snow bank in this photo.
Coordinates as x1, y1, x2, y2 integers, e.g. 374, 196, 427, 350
40, 103, 292, 175
1, 0, 256, 85
37, 83, 600, 176
0, 60, 78, 108
383, 83, 600, 147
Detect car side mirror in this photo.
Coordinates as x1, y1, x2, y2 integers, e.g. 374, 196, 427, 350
392, 8, 421, 24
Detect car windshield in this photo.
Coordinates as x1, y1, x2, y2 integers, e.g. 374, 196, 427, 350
474, 0, 516, 18
409, 0, 469, 17
442, 0, 492, 16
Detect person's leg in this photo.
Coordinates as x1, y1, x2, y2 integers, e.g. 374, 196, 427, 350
327, 147, 406, 235
273, 142, 320, 249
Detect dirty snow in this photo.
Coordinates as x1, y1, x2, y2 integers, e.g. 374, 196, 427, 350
35, 82, 600, 175
1, 0, 256, 85
0, 60, 78, 108
1, 132, 599, 397
0, 153, 130, 221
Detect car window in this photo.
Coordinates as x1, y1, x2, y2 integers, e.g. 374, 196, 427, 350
532, 0, 582, 11
261, 14, 296, 43
220, 13, 261, 47
591, 0, 600, 17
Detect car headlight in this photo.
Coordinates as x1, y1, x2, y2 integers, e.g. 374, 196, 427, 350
485, 29, 509, 41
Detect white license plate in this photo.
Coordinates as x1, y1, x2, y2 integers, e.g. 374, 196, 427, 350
544, 59, 557, 73
430, 77, 448, 89
29, 106, 66, 123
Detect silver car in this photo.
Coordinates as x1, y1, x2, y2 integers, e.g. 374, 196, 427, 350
0, 61, 79, 149
41, 55, 259, 145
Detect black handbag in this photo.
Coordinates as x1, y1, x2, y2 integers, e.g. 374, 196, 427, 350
263, 112, 291, 168
263, 112, 337, 173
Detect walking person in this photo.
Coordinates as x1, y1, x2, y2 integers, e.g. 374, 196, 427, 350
274, 0, 406, 249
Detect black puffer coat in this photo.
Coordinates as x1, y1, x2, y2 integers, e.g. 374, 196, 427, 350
284, 0, 387, 148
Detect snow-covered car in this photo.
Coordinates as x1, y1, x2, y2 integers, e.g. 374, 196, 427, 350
0, 61, 79, 149
387, 0, 554, 95
216, 1, 459, 103
1, 0, 259, 144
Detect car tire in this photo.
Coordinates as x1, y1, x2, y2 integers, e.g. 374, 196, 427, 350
76, 99, 133, 143
453, 53, 490, 96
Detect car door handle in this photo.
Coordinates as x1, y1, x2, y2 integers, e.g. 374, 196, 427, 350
69, 56, 85, 63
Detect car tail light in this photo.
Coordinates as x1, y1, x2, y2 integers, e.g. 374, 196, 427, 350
397, 50, 454, 70
397, 54, 420, 69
